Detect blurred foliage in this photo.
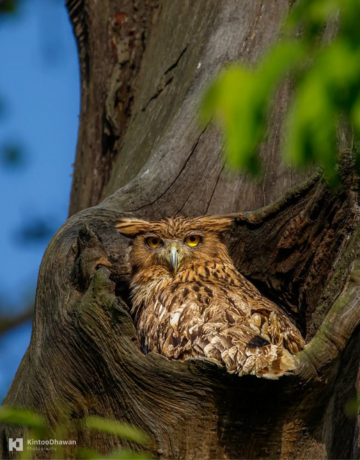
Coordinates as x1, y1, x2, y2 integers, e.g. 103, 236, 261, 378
14, 216, 57, 246
0, 306, 33, 336
0, 406, 152, 460
0, 97, 6, 120
344, 397, 360, 419
77, 448, 151, 460
85, 416, 150, 445
0, 406, 46, 434
0, 142, 26, 169
201, 0, 360, 184
0, 0, 17, 14
0, 0, 26, 173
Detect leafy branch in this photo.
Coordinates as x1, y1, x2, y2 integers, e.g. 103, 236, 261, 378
0, 406, 152, 460
201, 0, 360, 184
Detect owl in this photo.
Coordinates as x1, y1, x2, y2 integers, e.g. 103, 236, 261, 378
116, 215, 305, 379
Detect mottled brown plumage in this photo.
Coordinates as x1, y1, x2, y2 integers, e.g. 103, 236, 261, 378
116, 215, 304, 379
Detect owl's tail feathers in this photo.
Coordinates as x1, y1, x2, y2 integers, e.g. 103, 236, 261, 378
235, 341, 297, 379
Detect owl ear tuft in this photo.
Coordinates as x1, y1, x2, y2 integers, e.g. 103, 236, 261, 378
116, 218, 151, 238
196, 215, 235, 234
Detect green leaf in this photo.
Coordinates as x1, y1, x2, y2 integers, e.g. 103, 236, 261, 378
0, 0, 17, 14
77, 447, 152, 460
76, 447, 103, 459
84, 416, 149, 445
0, 406, 46, 431
351, 95, 360, 136
200, 0, 360, 184
344, 397, 360, 419
259, 41, 304, 92
286, 0, 338, 38
201, 65, 268, 174
201, 42, 304, 176
103, 449, 152, 460
284, 67, 338, 184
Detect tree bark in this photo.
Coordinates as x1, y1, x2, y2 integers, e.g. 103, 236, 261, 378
1, 1, 360, 459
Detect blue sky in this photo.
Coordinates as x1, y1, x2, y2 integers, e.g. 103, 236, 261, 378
0, 0, 79, 401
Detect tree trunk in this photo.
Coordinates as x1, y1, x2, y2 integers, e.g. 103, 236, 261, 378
1, 1, 360, 459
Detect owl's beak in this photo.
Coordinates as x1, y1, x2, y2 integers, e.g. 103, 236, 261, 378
168, 246, 179, 274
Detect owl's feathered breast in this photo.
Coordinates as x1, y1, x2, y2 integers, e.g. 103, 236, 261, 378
131, 259, 304, 378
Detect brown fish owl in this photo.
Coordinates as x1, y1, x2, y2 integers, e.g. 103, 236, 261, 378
116, 215, 305, 379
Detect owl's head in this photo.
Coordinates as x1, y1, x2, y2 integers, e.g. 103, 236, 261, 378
116, 215, 234, 276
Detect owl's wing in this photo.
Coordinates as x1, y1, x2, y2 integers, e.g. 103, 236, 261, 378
142, 281, 303, 379
213, 263, 305, 355
196, 261, 305, 356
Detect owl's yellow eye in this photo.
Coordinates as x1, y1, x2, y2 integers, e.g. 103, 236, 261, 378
146, 237, 162, 249
185, 234, 201, 247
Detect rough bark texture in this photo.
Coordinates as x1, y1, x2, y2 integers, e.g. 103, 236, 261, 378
1, 1, 360, 459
